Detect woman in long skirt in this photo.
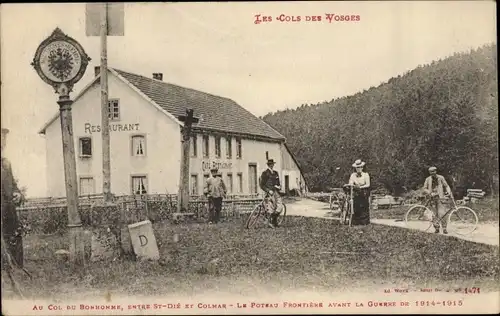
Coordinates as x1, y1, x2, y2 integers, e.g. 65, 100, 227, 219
348, 159, 371, 225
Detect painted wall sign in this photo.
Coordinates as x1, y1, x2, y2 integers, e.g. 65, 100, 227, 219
84, 123, 140, 134
202, 160, 233, 171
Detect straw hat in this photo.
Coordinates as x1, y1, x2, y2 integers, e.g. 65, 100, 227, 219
352, 159, 365, 168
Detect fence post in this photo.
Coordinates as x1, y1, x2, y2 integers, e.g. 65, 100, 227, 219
145, 195, 149, 221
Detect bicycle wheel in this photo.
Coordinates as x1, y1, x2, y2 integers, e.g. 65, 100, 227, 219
347, 200, 354, 226
340, 199, 348, 224
405, 205, 434, 232
447, 206, 478, 235
276, 203, 287, 227
246, 203, 264, 229
329, 195, 335, 210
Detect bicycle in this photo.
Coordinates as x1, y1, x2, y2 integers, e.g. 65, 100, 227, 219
329, 189, 343, 211
404, 194, 478, 235
339, 184, 354, 226
245, 192, 287, 229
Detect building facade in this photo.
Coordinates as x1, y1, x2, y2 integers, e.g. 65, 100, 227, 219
281, 143, 308, 195
39, 68, 307, 198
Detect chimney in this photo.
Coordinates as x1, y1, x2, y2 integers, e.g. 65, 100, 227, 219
94, 66, 101, 77
153, 73, 163, 81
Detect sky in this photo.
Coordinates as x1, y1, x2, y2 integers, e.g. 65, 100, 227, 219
0, 1, 496, 197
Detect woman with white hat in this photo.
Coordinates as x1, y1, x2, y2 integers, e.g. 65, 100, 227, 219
348, 159, 371, 225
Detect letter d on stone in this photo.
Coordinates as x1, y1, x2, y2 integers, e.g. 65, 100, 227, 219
139, 235, 148, 246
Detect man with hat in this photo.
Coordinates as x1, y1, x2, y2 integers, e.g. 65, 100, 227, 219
259, 158, 282, 228
423, 166, 453, 234
203, 167, 227, 224
1, 128, 24, 268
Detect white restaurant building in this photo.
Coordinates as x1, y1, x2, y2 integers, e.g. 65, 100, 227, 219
39, 68, 308, 198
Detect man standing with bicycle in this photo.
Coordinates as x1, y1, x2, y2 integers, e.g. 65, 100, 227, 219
423, 166, 453, 234
259, 159, 282, 228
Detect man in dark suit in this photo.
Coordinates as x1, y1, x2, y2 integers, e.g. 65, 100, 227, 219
1, 128, 24, 269
259, 159, 282, 228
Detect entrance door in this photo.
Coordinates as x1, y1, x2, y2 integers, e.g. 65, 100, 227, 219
284, 175, 290, 194
248, 164, 257, 194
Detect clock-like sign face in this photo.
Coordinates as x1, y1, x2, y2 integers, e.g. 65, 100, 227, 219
39, 40, 83, 83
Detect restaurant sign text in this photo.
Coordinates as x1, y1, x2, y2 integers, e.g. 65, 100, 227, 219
84, 123, 140, 134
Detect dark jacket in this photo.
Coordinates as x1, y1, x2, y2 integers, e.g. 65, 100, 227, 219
1, 158, 21, 233
1, 157, 24, 268
259, 168, 280, 192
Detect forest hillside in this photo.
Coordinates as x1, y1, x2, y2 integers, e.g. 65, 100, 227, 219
263, 44, 498, 196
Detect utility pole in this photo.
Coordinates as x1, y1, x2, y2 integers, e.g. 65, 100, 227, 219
86, 2, 124, 201
177, 109, 199, 212
100, 2, 112, 203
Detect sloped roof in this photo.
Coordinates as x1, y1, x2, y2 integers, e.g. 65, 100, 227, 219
113, 69, 285, 141
39, 68, 285, 141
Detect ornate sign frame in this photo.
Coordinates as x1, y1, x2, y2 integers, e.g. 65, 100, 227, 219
31, 28, 91, 96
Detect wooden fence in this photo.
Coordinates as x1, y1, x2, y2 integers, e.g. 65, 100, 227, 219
18, 193, 261, 210
17, 194, 262, 235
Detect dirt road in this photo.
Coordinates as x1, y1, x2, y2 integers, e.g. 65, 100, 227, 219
286, 198, 499, 246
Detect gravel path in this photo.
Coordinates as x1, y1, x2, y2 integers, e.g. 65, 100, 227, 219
286, 198, 499, 246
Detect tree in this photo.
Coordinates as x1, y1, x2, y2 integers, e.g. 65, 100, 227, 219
263, 44, 498, 195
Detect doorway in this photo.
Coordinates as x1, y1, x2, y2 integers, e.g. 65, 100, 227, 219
284, 175, 290, 194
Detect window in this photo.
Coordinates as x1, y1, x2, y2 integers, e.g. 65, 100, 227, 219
236, 138, 242, 159
79, 177, 95, 196
108, 99, 120, 121
215, 136, 221, 158
226, 137, 232, 159
131, 175, 148, 195
202, 135, 209, 158
79, 137, 92, 157
237, 173, 243, 193
226, 173, 233, 194
190, 174, 198, 195
131, 135, 146, 156
190, 135, 197, 157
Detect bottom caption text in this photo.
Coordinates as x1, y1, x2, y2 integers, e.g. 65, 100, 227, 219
31, 300, 466, 312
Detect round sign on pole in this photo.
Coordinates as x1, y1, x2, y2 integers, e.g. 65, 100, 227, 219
31, 27, 91, 96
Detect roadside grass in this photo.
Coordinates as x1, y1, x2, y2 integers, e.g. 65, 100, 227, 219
370, 206, 408, 220
2, 215, 498, 301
